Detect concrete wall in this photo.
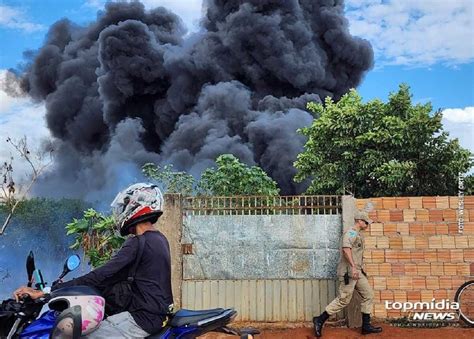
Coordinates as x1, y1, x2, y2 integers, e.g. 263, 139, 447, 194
182, 214, 343, 280
157, 194, 474, 323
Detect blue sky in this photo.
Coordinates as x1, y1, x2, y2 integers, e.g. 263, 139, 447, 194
0, 0, 473, 155
359, 64, 474, 110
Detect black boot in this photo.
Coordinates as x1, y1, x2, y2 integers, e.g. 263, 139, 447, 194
313, 311, 329, 337
361, 313, 382, 335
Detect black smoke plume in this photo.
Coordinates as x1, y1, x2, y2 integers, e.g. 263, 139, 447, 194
18, 0, 373, 199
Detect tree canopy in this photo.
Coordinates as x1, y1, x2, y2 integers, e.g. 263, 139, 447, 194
142, 163, 194, 196
198, 154, 280, 196
294, 84, 473, 198
143, 154, 280, 196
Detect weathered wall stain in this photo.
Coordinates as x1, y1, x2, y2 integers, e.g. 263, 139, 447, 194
182, 215, 342, 280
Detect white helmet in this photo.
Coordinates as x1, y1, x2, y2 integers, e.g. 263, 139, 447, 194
49, 286, 105, 338
111, 183, 164, 236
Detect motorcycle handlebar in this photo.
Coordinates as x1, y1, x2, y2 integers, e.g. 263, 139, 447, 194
18, 294, 35, 304
18, 293, 45, 305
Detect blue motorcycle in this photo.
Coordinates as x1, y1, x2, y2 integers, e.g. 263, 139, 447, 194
0, 252, 259, 339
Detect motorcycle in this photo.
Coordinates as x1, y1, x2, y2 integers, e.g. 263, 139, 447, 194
0, 252, 259, 339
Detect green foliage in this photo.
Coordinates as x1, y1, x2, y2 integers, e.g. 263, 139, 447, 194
143, 155, 280, 196
294, 84, 473, 197
66, 208, 124, 268
0, 198, 89, 247
142, 163, 195, 196
0, 198, 87, 225
464, 176, 474, 196
198, 154, 280, 196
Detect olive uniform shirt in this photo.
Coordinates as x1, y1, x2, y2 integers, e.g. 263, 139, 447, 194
326, 227, 373, 315
336, 228, 365, 277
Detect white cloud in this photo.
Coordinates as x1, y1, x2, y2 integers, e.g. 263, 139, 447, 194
442, 107, 474, 153
0, 98, 48, 143
0, 5, 44, 32
0, 89, 17, 113
0, 70, 50, 182
0, 72, 48, 140
83, 0, 104, 9
442, 107, 474, 124
346, 0, 474, 66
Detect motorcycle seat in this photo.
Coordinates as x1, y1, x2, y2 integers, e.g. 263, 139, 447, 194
170, 308, 234, 327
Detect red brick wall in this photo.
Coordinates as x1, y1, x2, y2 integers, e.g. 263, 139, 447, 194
355, 196, 474, 318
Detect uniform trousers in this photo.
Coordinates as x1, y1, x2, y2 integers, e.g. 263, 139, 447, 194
325, 273, 373, 315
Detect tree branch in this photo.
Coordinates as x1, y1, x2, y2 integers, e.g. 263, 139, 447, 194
0, 137, 53, 235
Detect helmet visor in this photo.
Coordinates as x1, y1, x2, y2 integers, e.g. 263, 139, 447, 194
50, 305, 82, 339
111, 191, 128, 220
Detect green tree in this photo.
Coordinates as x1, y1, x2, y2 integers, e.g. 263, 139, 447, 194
142, 163, 195, 196
66, 209, 124, 268
198, 154, 280, 196
294, 84, 473, 197
0, 198, 89, 247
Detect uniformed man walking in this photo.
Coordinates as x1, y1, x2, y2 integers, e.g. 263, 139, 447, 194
313, 210, 382, 336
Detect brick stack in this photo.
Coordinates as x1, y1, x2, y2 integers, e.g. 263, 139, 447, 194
355, 196, 474, 318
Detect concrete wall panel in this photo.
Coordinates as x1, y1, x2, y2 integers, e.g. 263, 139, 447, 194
183, 214, 343, 280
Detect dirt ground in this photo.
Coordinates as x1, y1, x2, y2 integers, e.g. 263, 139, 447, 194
200, 322, 474, 339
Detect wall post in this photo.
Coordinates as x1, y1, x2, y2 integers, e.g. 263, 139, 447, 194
156, 193, 184, 309
341, 195, 362, 327
341, 195, 356, 232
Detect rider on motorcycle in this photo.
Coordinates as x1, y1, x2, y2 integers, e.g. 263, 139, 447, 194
13, 183, 173, 338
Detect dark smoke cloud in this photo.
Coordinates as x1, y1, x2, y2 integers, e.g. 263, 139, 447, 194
18, 0, 372, 198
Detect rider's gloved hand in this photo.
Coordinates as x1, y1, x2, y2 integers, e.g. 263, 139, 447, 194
13, 286, 45, 302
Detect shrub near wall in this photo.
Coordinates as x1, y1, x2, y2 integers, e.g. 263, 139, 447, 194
355, 196, 474, 318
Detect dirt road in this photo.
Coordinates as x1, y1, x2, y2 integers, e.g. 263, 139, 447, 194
201, 323, 473, 339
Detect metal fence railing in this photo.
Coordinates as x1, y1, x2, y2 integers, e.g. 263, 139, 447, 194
183, 195, 342, 216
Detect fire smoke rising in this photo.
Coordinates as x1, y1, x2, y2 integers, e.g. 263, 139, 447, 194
17, 0, 373, 199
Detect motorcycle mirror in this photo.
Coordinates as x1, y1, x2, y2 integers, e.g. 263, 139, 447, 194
58, 255, 81, 281
26, 251, 35, 287
66, 255, 81, 272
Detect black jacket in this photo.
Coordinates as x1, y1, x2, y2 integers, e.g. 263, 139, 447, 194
53, 230, 173, 334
